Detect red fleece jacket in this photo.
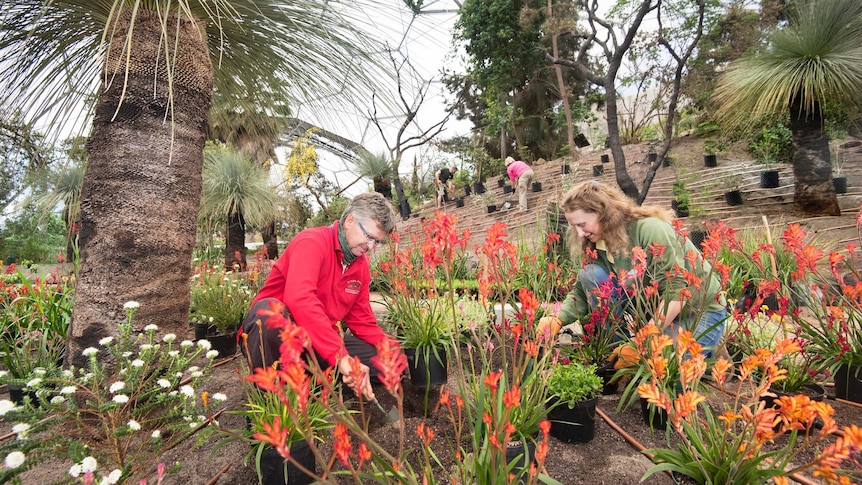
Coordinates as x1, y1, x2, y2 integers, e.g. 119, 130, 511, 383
252, 221, 387, 366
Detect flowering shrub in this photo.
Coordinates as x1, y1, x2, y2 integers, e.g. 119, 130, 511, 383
0, 302, 222, 484
639, 337, 862, 484
189, 262, 255, 334
0, 270, 73, 384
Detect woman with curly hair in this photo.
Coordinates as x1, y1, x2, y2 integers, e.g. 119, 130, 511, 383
538, 181, 726, 356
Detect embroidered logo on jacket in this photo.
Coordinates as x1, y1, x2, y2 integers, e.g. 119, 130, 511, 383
345, 279, 362, 295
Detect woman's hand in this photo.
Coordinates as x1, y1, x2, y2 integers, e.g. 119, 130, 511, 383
339, 355, 375, 401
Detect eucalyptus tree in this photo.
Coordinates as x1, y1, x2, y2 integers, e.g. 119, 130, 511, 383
548, 0, 707, 203
713, 0, 862, 216
0, 1, 389, 363
200, 145, 280, 270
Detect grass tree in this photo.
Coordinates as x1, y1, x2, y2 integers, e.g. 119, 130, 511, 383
0, 1, 388, 364
713, 0, 862, 216
200, 144, 280, 270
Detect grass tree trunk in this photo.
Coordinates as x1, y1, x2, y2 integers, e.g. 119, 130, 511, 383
225, 210, 247, 270
790, 97, 840, 216
70, 10, 212, 367
263, 222, 279, 260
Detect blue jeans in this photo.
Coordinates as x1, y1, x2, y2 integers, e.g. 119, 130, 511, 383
577, 264, 726, 357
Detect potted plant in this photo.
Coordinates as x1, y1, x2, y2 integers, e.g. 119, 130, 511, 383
189, 264, 255, 356
671, 179, 690, 218
832, 147, 848, 194
473, 190, 497, 214
723, 174, 743, 206
703, 139, 721, 167
749, 125, 788, 188
546, 361, 602, 443
386, 297, 452, 389
230, 362, 331, 485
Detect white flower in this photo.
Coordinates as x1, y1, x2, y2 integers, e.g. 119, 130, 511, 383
196, 340, 212, 351
131, 359, 144, 368
62, 369, 74, 378
109, 381, 126, 394
50, 395, 66, 405
188, 366, 200, 373
179, 385, 195, 398
60, 386, 77, 395
139, 344, 153, 351
208, 316, 214, 323
180, 340, 193, 348
169, 390, 178, 397
144, 324, 158, 332
5, 451, 24, 469
212, 393, 227, 402
69, 463, 82, 477
168, 350, 179, 357
81, 456, 98, 473
12, 423, 30, 439
25, 377, 41, 388
32, 368, 46, 376
163, 333, 176, 343
82, 347, 98, 357
151, 430, 161, 439
189, 421, 199, 428
0, 400, 16, 416
123, 301, 139, 310
206, 350, 219, 359
191, 370, 203, 378
112, 395, 129, 404
128, 420, 141, 431
122, 352, 133, 358
99, 336, 114, 346
0, 370, 8, 379
157, 379, 171, 388
104, 469, 122, 484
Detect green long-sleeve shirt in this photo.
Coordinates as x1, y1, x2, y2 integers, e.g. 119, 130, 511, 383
557, 216, 726, 325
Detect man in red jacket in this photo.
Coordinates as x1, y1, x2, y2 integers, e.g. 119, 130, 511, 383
240, 192, 397, 400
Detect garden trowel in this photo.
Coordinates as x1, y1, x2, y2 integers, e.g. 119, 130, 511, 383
370, 397, 401, 424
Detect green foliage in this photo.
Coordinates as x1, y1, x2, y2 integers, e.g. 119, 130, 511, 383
671, 178, 690, 213
745, 120, 792, 167
0, 304, 221, 484
547, 361, 602, 405
0, 204, 65, 263
716, 226, 798, 299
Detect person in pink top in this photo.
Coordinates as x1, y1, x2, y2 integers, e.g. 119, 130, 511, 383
240, 192, 397, 401
505, 156, 535, 211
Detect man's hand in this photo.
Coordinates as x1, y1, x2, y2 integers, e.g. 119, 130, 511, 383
339, 355, 375, 401
537, 315, 563, 340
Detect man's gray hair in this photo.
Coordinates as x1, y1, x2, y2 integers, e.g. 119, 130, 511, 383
341, 192, 396, 233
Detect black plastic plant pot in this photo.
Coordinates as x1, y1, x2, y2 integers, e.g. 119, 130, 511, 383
498, 178, 506, 188
486, 204, 497, 214
592, 165, 603, 177
531, 181, 542, 192
640, 397, 668, 429
689, 230, 707, 250
205, 332, 239, 358
561, 164, 571, 175
506, 440, 537, 469
473, 182, 486, 195
503, 185, 514, 194
548, 396, 598, 443
662, 157, 671, 167
724, 190, 743, 206
704, 154, 717, 167
259, 441, 316, 485
407, 348, 448, 388
454, 198, 464, 208
600, 154, 610, 164
835, 364, 862, 403
464, 185, 472, 196
194, 322, 215, 340
671, 199, 689, 218
594, 361, 619, 395
648, 152, 657, 163
834, 176, 848, 194
760, 170, 780, 188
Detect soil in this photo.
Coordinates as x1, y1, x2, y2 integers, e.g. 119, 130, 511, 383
12, 135, 862, 484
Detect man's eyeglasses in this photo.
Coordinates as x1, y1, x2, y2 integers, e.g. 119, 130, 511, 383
357, 220, 386, 247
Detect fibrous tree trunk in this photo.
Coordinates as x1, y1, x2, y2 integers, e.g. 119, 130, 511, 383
225, 209, 247, 270
70, 10, 213, 366
790, 96, 840, 216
